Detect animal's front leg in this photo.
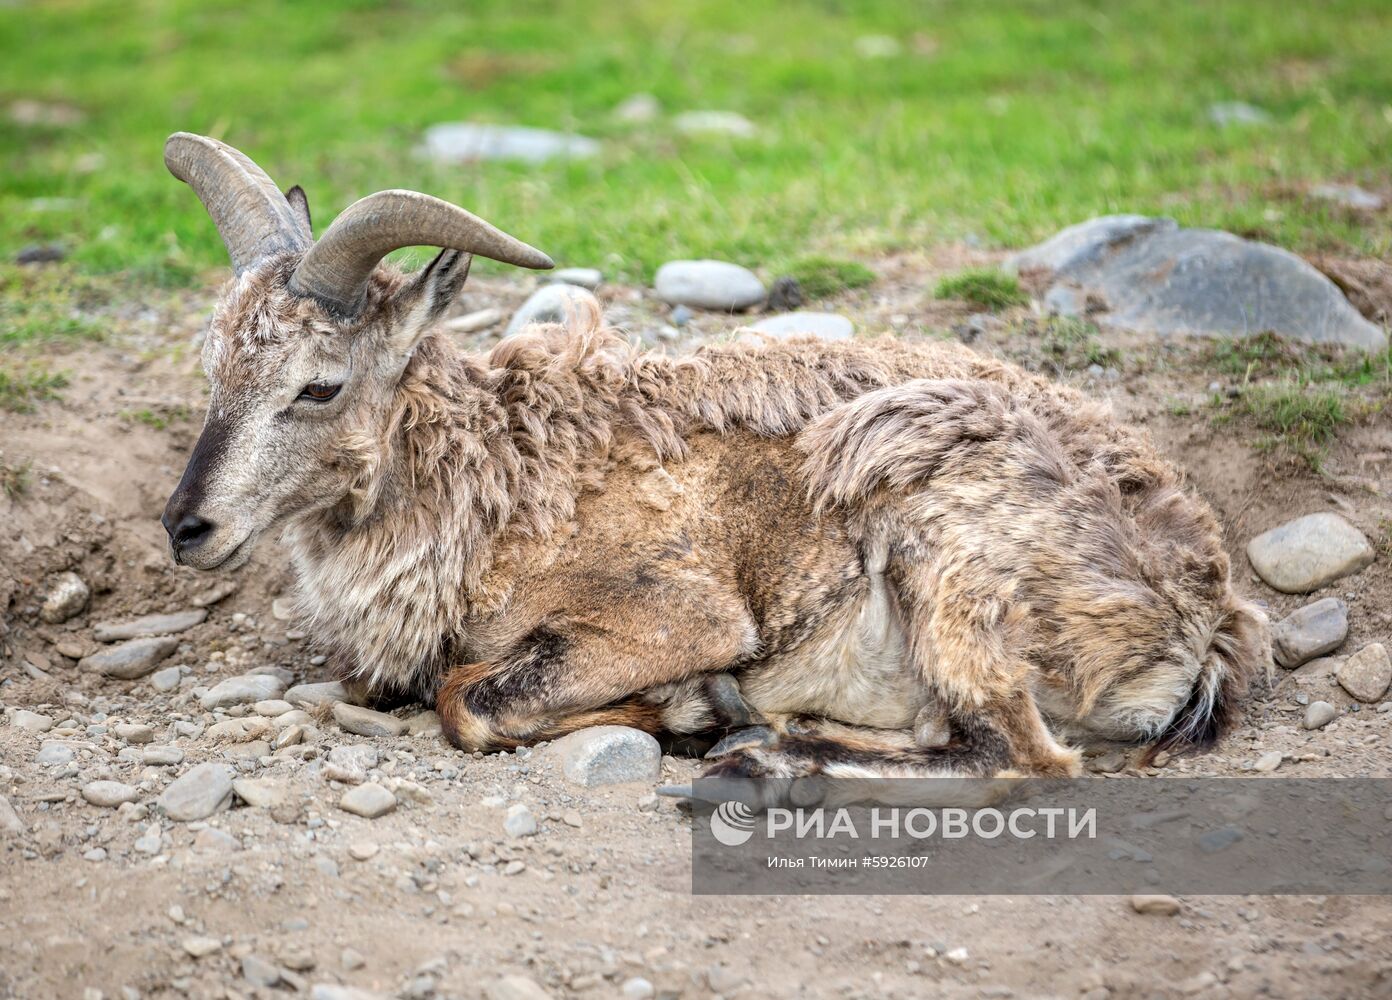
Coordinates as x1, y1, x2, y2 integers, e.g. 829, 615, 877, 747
436, 619, 751, 752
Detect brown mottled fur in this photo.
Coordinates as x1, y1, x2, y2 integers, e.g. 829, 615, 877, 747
166, 254, 1270, 783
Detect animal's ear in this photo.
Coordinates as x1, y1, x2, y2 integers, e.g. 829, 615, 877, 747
283, 185, 312, 236
384, 248, 473, 358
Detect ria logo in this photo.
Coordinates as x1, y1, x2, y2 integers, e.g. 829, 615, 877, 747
709, 801, 757, 846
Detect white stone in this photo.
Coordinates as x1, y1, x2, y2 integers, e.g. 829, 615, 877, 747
505, 283, 598, 336
1336, 643, 1392, 703
749, 311, 854, 341
93, 609, 205, 641
418, 122, 599, 164
673, 110, 757, 138
333, 703, 408, 738
82, 780, 139, 807
200, 673, 287, 710
40, 571, 89, 623
1247, 514, 1375, 593
81, 636, 179, 679
339, 782, 397, 819
504, 803, 537, 838
285, 680, 349, 708
550, 726, 662, 787
158, 762, 234, 821
655, 260, 766, 312
11, 709, 53, 733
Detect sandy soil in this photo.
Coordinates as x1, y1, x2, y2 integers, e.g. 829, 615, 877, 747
2, 258, 1390, 1000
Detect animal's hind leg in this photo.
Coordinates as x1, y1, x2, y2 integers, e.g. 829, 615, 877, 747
697, 717, 1018, 808
891, 545, 1081, 779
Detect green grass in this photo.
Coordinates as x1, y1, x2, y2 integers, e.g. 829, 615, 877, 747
1039, 315, 1121, 370
782, 255, 877, 299
1211, 379, 1370, 470
4, 0, 1392, 293
0, 363, 69, 412
122, 405, 192, 431
1, 459, 33, 500
935, 268, 1028, 310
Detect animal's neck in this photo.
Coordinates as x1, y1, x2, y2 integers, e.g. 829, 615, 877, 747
285, 329, 642, 690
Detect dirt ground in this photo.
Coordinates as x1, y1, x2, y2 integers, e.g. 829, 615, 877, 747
2, 255, 1391, 1000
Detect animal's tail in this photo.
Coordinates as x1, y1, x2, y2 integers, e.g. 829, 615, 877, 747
1146, 594, 1270, 759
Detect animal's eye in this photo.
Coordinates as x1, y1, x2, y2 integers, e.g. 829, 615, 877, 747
298, 382, 341, 403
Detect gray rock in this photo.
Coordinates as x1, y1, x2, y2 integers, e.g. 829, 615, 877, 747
1303, 700, 1339, 730
749, 311, 854, 341
418, 122, 599, 164
655, 260, 766, 312
1311, 183, 1384, 212
1130, 894, 1181, 916
285, 680, 349, 708
182, 936, 223, 958
1252, 750, 1283, 773
505, 284, 599, 336
1247, 513, 1375, 593
193, 829, 238, 856
327, 744, 379, 779
190, 580, 239, 607
1273, 598, 1348, 668
35, 741, 75, 766
93, 609, 206, 641
232, 777, 288, 809
1336, 643, 1391, 703
200, 673, 287, 710
444, 308, 505, 334
82, 780, 140, 807
1208, 101, 1271, 127
11, 709, 53, 733
484, 976, 554, 1000
311, 986, 387, 1000
158, 762, 234, 821
673, 110, 757, 138
551, 726, 662, 787
150, 666, 183, 692
1007, 216, 1386, 351
333, 703, 408, 738
271, 597, 295, 621
339, 782, 397, 819
406, 710, 442, 737
40, 571, 89, 623
254, 699, 294, 717
142, 746, 184, 766
549, 267, 603, 290
620, 979, 654, 1000
504, 802, 537, 838
242, 954, 281, 988
0, 794, 23, 835
114, 722, 155, 744
81, 636, 179, 679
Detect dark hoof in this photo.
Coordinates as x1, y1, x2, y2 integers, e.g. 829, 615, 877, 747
705, 725, 777, 759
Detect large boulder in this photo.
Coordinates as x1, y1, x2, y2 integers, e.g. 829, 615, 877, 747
1007, 216, 1386, 351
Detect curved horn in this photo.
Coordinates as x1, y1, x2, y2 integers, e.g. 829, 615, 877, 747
288, 190, 553, 316
164, 132, 310, 274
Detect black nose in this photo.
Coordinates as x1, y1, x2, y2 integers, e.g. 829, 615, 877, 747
163, 511, 215, 554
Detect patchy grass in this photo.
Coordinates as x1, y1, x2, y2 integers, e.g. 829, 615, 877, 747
935, 269, 1028, 311
782, 256, 877, 299
0, 268, 106, 347
4, 1, 1392, 290
1039, 316, 1122, 371
1, 459, 33, 500
0, 363, 69, 412
122, 405, 192, 431
1214, 382, 1362, 470
1205, 331, 1392, 387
